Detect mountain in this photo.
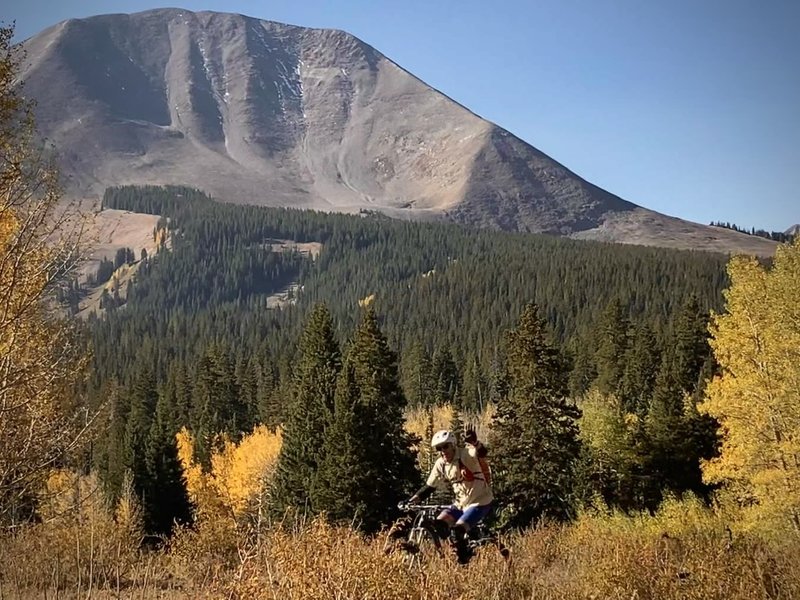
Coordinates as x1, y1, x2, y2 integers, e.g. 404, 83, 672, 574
17, 9, 776, 256
786, 224, 800, 237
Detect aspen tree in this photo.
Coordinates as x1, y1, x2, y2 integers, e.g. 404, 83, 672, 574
0, 23, 92, 525
702, 240, 800, 532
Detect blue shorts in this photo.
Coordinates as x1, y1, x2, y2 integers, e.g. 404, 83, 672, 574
439, 503, 492, 528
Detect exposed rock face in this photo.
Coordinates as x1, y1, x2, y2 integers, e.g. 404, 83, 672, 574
18, 9, 777, 255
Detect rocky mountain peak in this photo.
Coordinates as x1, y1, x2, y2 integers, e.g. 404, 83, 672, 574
17, 8, 778, 256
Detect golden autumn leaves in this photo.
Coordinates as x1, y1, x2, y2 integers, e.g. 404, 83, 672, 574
701, 240, 800, 533
0, 23, 93, 523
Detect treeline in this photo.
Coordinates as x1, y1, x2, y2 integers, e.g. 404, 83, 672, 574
80, 185, 735, 534
710, 220, 794, 243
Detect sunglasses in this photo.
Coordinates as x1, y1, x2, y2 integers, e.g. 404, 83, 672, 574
434, 443, 452, 452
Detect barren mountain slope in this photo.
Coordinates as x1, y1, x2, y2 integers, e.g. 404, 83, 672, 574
18, 9, 777, 255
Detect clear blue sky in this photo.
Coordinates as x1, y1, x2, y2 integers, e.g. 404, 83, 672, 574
8, 0, 799, 231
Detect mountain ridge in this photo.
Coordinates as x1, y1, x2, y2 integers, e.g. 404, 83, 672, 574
18, 8, 777, 256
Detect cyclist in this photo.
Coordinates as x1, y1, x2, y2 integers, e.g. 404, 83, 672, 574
408, 429, 493, 564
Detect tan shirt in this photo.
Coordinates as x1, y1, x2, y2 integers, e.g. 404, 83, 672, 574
426, 446, 493, 509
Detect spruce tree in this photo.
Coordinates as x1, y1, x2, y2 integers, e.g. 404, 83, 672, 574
432, 345, 460, 407
567, 330, 597, 397
645, 358, 685, 492
310, 364, 370, 524
460, 355, 487, 413
619, 322, 661, 415
672, 295, 712, 397
254, 355, 279, 429
400, 340, 433, 408
143, 390, 193, 535
593, 299, 630, 397
645, 354, 717, 500
121, 363, 158, 530
271, 304, 340, 516
96, 380, 128, 502
491, 304, 581, 528
313, 308, 417, 533
190, 344, 248, 466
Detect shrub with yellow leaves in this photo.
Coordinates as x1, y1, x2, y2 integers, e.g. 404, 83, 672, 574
170, 426, 283, 579
176, 425, 282, 520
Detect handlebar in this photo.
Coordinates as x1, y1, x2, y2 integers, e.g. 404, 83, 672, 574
397, 502, 451, 512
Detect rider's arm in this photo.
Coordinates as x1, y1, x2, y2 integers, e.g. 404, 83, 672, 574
465, 429, 488, 458
474, 441, 488, 459
409, 484, 436, 503
410, 460, 443, 502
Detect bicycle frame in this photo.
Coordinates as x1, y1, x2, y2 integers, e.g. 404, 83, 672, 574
396, 502, 511, 565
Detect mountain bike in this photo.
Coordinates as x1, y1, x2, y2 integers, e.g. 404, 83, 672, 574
394, 502, 511, 567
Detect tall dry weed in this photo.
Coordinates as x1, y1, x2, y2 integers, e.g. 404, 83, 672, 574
0, 470, 145, 593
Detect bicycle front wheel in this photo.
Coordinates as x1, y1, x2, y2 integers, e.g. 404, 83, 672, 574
403, 525, 444, 568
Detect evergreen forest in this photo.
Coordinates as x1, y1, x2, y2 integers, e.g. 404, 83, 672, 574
85, 185, 730, 532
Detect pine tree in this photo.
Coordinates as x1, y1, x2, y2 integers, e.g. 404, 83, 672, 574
310, 364, 370, 524
313, 308, 417, 533
619, 322, 661, 415
143, 390, 193, 535
271, 304, 340, 516
593, 299, 630, 397
491, 304, 581, 528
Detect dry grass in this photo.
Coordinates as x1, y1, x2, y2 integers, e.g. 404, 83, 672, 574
3, 416, 797, 599
3, 492, 799, 600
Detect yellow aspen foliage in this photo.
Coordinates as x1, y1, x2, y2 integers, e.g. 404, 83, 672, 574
578, 390, 639, 472
1, 24, 91, 524
209, 425, 282, 516
701, 239, 800, 533
176, 426, 282, 519
175, 427, 209, 506
404, 403, 454, 446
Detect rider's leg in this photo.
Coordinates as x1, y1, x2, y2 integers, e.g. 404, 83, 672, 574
456, 503, 492, 531
434, 507, 458, 540
452, 523, 472, 564
453, 504, 493, 564
432, 517, 451, 540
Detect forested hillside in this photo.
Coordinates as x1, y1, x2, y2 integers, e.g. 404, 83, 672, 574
94, 184, 728, 393
83, 185, 730, 526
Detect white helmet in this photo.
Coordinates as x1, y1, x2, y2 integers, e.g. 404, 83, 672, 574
431, 430, 456, 449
